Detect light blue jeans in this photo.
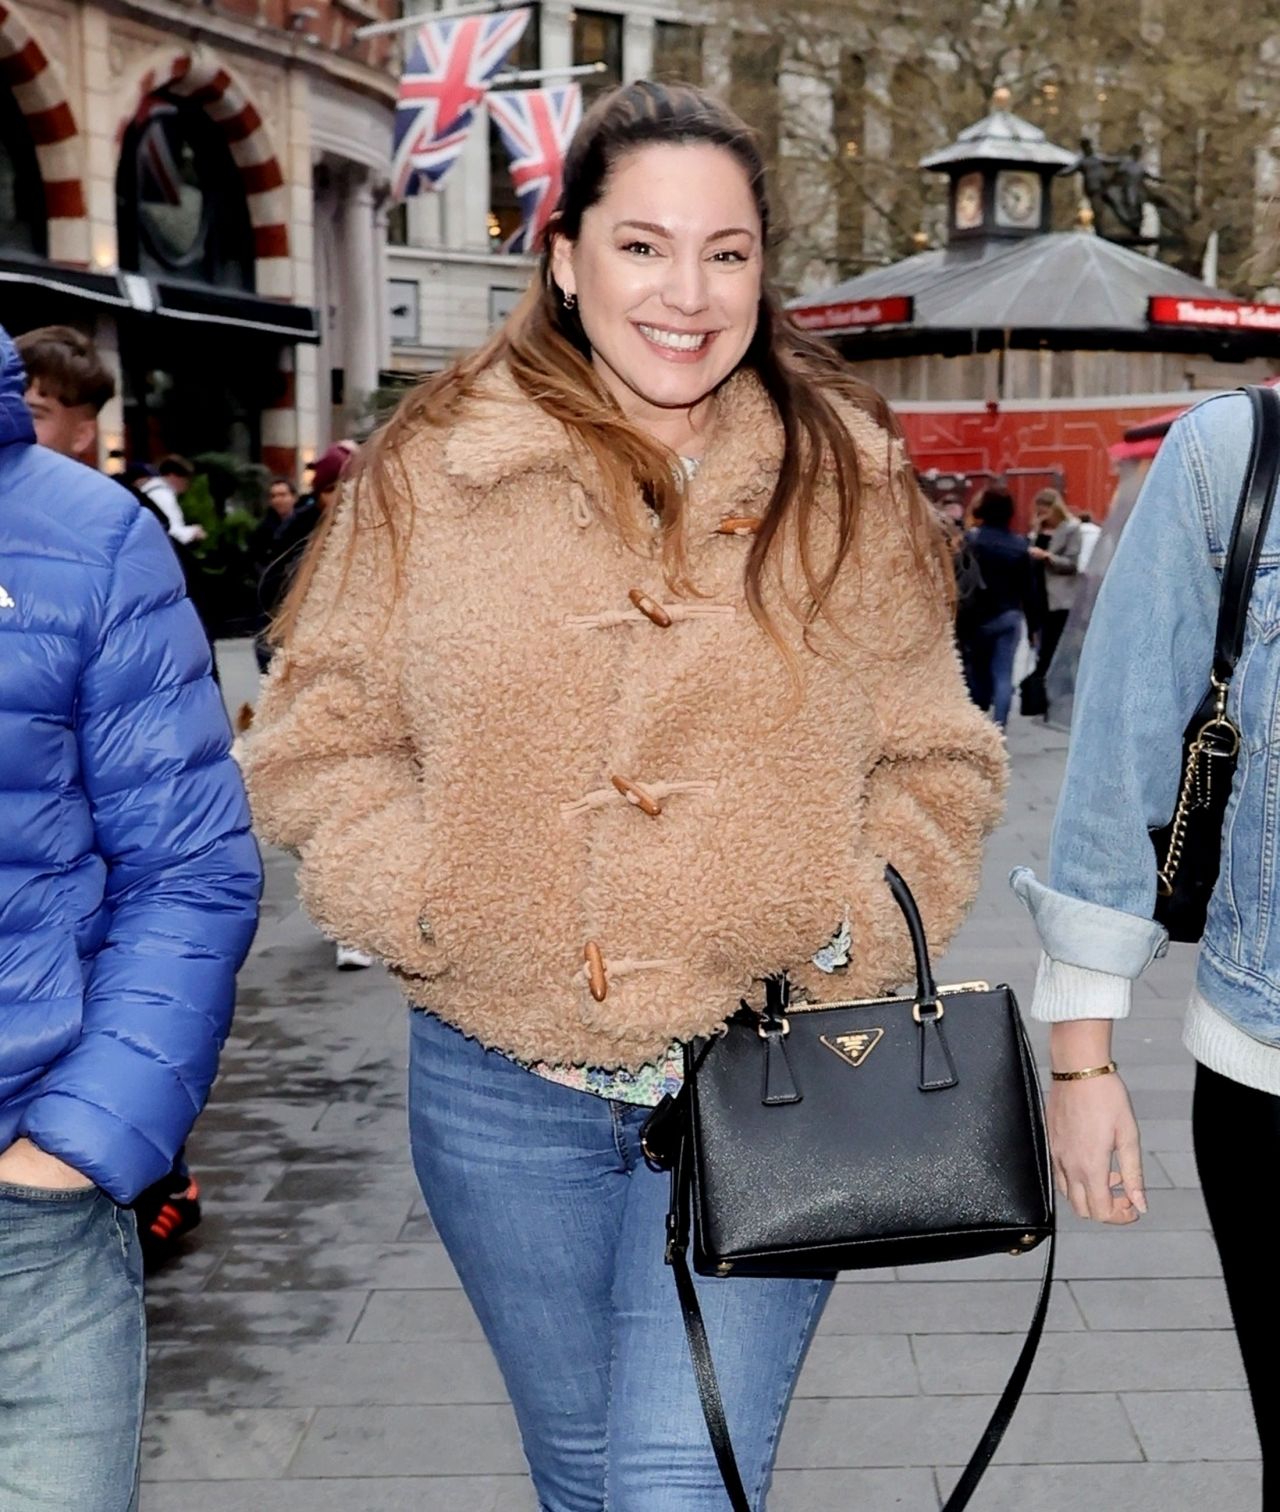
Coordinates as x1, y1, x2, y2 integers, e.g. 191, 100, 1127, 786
408, 1008, 833, 1510
0, 1183, 145, 1511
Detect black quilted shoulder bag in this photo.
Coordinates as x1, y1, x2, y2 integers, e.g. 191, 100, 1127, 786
1150, 383, 1280, 942
641, 865, 1054, 1512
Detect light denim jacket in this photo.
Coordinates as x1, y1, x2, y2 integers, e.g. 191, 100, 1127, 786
1012, 391, 1280, 1041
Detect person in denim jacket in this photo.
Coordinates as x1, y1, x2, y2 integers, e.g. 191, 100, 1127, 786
1012, 389, 1280, 1505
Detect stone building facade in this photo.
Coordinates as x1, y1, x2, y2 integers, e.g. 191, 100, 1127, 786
0, 0, 398, 475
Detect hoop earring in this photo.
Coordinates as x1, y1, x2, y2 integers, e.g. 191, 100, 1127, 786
563, 291, 577, 310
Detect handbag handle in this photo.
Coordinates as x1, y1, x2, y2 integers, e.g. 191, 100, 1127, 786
1214, 384, 1280, 685
884, 862, 941, 1014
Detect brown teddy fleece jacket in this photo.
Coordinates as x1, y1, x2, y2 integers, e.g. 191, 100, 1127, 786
243, 365, 1007, 1069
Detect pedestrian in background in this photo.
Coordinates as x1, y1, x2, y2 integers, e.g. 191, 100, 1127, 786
138, 455, 206, 546
244, 80, 1004, 1509
959, 486, 1032, 729
14, 323, 113, 460
1028, 487, 1082, 680
0, 325, 261, 1508
1013, 391, 1280, 1508
251, 475, 300, 672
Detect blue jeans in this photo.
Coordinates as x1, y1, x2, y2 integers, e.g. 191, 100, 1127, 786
0, 1184, 145, 1510
408, 1009, 833, 1511
963, 608, 1023, 728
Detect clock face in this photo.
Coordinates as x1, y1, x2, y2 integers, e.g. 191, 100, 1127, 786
954, 172, 985, 232
995, 170, 1042, 229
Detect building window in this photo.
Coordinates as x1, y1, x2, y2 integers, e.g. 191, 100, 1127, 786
833, 51, 866, 275
729, 33, 780, 165
0, 87, 47, 257
387, 202, 408, 247
573, 9, 622, 100
115, 94, 254, 290
653, 22, 703, 86
387, 278, 420, 345
489, 4, 542, 250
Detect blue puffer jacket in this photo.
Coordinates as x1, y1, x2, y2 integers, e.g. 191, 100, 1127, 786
0, 328, 261, 1202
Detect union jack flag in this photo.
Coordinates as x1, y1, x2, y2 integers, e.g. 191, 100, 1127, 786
392, 7, 532, 201
133, 97, 184, 207
487, 84, 583, 252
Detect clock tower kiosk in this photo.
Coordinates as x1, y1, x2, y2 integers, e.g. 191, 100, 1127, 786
920, 89, 1077, 244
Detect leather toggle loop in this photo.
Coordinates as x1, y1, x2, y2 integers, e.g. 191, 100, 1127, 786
584, 941, 608, 1002
628, 588, 673, 627
610, 774, 663, 817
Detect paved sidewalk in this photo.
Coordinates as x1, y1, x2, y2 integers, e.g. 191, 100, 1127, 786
137, 644, 1260, 1510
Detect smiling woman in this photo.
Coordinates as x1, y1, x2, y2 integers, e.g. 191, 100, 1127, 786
245, 78, 1005, 1511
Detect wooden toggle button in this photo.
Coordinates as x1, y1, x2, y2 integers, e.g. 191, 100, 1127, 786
584, 940, 608, 1002
628, 588, 673, 627
610, 774, 663, 817
715, 515, 763, 537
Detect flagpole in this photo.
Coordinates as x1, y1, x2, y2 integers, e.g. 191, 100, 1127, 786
354, 2, 528, 41
489, 61, 607, 86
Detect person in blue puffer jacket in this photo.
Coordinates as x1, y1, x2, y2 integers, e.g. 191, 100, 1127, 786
0, 326, 262, 1509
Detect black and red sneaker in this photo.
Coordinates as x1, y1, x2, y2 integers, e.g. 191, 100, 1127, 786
136, 1175, 202, 1266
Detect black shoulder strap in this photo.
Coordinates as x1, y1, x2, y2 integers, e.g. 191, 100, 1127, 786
666, 1147, 1056, 1512
1215, 384, 1280, 684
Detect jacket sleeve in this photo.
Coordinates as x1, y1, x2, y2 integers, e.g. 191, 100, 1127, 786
827, 456, 1008, 994
241, 488, 439, 977
20, 509, 262, 1203
1011, 410, 1222, 975
1045, 521, 1081, 575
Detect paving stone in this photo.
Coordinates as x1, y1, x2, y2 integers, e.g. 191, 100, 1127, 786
204, 1240, 461, 1292
139, 1479, 536, 1511
1122, 1388, 1260, 1461
793, 1334, 919, 1398
770, 1468, 941, 1508
140, 1408, 313, 1481
820, 1279, 1085, 1335
146, 1289, 370, 1347
1070, 1277, 1235, 1331
913, 1329, 1247, 1395
936, 1460, 1261, 1510
351, 1288, 489, 1344
776, 1391, 1140, 1467
148, 1341, 508, 1410
289, 1404, 527, 1477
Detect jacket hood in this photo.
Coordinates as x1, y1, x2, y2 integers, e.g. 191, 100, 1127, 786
0, 327, 36, 450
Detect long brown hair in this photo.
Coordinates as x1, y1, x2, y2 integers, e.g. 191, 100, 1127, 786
274, 80, 947, 652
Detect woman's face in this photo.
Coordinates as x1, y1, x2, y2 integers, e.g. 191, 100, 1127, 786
550, 142, 764, 437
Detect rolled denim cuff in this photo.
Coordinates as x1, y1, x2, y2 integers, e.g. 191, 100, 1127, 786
1009, 866, 1168, 977
1030, 952, 1131, 1022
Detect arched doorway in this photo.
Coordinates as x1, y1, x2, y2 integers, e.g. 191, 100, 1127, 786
114, 87, 282, 463
116, 94, 254, 291
0, 83, 47, 257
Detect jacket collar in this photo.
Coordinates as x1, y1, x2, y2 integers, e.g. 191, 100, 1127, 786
441, 362, 783, 508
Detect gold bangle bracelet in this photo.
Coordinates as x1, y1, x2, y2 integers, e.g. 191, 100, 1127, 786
1050, 1061, 1117, 1082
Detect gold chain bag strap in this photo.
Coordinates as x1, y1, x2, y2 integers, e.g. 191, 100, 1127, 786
1150, 384, 1280, 943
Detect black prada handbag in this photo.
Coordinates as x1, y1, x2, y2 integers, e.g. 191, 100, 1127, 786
641, 865, 1054, 1512
1150, 383, 1280, 943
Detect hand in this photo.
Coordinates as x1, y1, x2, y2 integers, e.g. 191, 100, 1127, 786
0, 1138, 94, 1191
1047, 1075, 1146, 1224
1028, 546, 1050, 561
189, 525, 208, 543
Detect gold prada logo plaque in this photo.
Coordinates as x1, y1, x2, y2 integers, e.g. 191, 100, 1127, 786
820, 1028, 884, 1068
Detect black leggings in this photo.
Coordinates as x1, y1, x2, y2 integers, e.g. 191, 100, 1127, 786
1193, 1064, 1280, 1506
